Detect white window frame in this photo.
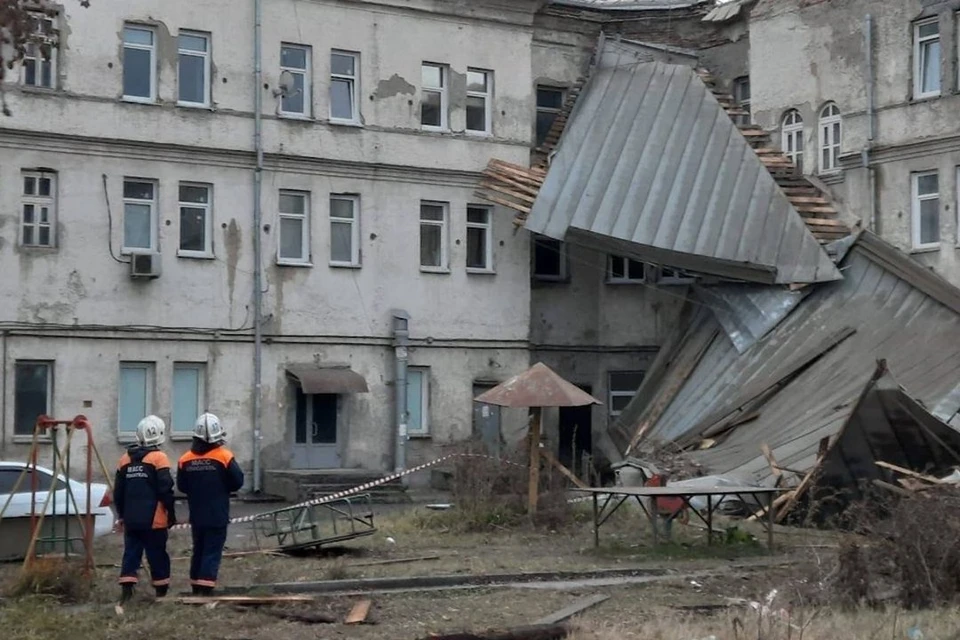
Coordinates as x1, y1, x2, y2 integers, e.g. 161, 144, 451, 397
13, 360, 54, 439
914, 17, 941, 99
781, 110, 804, 173
171, 362, 206, 437
608, 371, 646, 419
280, 43, 312, 118
406, 366, 430, 437
421, 62, 448, 131
466, 68, 492, 135
21, 12, 56, 89
20, 170, 57, 248
177, 182, 213, 258
465, 204, 493, 273
117, 362, 155, 440
419, 200, 449, 272
177, 30, 211, 108
733, 76, 750, 126
329, 194, 361, 267
532, 235, 568, 281
818, 103, 842, 174
912, 170, 940, 251
329, 50, 360, 124
121, 178, 158, 254
277, 189, 311, 265
957, 166, 960, 249
606, 255, 646, 284
122, 24, 156, 103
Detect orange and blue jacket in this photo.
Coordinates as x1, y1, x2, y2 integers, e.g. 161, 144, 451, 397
177, 440, 244, 528
115, 445, 177, 531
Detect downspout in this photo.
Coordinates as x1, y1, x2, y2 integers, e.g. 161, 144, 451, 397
251, 0, 264, 492
862, 14, 878, 232
1, 330, 7, 457
391, 311, 409, 477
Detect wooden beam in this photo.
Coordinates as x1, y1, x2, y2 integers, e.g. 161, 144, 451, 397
760, 443, 783, 487
540, 449, 588, 489
345, 599, 372, 624
875, 460, 941, 484
478, 181, 537, 205
533, 594, 609, 625
178, 595, 316, 605
348, 555, 441, 568
529, 408, 542, 514
418, 624, 569, 640
474, 192, 532, 214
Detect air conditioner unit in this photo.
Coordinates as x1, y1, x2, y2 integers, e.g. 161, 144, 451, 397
130, 251, 162, 279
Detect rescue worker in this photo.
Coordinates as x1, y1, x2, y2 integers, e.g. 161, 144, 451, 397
114, 414, 176, 603
177, 412, 244, 595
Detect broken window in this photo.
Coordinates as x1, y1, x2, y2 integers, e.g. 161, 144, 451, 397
122, 178, 157, 252
22, 12, 55, 89
818, 103, 842, 174
912, 171, 940, 249
608, 371, 646, 420
280, 44, 311, 117
914, 18, 940, 98
178, 31, 210, 107
123, 25, 156, 102
421, 63, 447, 130
466, 68, 492, 134
21, 170, 56, 248
330, 194, 360, 266
466, 205, 492, 271
781, 110, 804, 173
419, 201, 448, 270
607, 255, 645, 283
535, 86, 565, 147
178, 183, 212, 257
733, 76, 750, 126
172, 362, 205, 435
118, 362, 154, 437
330, 50, 359, 122
278, 190, 310, 264
14, 361, 52, 437
532, 235, 568, 281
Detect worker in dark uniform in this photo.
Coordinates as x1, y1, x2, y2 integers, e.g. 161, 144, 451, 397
177, 412, 244, 595
114, 415, 176, 603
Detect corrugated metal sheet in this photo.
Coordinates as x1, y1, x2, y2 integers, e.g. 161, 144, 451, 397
702, 0, 745, 22
525, 42, 842, 285
627, 232, 960, 485
552, 0, 710, 9
695, 285, 807, 353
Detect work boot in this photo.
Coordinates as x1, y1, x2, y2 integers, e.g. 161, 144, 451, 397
154, 585, 168, 599
197, 585, 214, 597
191, 585, 202, 596
120, 584, 134, 604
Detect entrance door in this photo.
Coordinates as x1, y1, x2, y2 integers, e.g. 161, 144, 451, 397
472, 384, 502, 457
558, 385, 592, 478
293, 390, 340, 468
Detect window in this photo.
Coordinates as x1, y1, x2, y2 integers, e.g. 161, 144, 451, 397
330, 51, 359, 122
466, 205, 493, 272
419, 201, 448, 270
14, 362, 52, 437
123, 25, 156, 102
819, 103, 842, 173
607, 255, 645, 283
178, 31, 210, 107
0, 468, 66, 494
421, 63, 448, 130
178, 183, 213, 257
733, 76, 750, 126
21, 171, 56, 248
466, 68, 492, 134
912, 171, 940, 249
280, 44, 311, 117
608, 371, 646, 419
405, 367, 430, 437
914, 18, 941, 98
172, 363, 205, 435
781, 110, 804, 173
278, 190, 310, 264
122, 179, 157, 252
329, 194, 360, 266
535, 86, 565, 147
118, 363, 154, 437
22, 12, 55, 88
532, 235, 567, 281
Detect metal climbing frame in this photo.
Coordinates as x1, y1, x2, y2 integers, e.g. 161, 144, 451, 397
251, 493, 377, 552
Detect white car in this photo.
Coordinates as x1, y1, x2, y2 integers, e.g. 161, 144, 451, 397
0, 461, 116, 540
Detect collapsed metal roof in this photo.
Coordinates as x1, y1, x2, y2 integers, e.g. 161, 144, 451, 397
551, 0, 712, 9
524, 41, 843, 285
615, 232, 960, 485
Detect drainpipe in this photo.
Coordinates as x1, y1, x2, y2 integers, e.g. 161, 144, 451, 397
862, 13, 878, 232
251, 0, 264, 492
1, 330, 7, 457
391, 311, 409, 477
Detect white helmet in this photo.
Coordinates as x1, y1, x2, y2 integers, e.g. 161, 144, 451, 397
194, 412, 225, 443
136, 415, 166, 447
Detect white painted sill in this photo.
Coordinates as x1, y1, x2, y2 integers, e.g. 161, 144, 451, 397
177, 101, 212, 110
121, 96, 158, 105
420, 266, 451, 274
910, 245, 941, 255
329, 118, 362, 128
276, 260, 314, 268
466, 268, 496, 275
177, 251, 215, 260
330, 262, 362, 269
278, 113, 315, 122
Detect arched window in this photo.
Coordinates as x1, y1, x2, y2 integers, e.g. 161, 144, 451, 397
819, 103, 842, 173
781, 110, 804, 173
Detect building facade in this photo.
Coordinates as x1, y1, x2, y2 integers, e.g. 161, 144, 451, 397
748, 0, 960, 286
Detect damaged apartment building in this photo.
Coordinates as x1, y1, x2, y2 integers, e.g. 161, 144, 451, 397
0, 0, 755, 496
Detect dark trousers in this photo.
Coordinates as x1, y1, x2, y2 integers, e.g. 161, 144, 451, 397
190, 526, 228, 588
119, 529, 170, 586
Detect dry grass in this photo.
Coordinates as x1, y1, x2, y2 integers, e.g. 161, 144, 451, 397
6, 557, 93, 602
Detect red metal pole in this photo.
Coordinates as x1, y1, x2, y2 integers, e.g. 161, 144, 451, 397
73, 416, 95, 572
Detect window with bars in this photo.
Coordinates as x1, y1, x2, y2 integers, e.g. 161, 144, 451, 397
21, 171, 56, 248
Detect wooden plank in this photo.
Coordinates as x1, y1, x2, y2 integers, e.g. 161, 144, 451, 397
872, 478, 914, 498
875, 460, 941, 484
533, 594, 610, 625
479, 182, 537, 205
788, 196, 831, 205
798, 217, 846, 227
179, 595, 316, 605
481, 171, 543, 196
418, 624, 569, 640
529, 408, 542, 514
540, 449, 588, 489
794, 205, 838, 214
760, 443, 782, 482
490, 158, 547, 177
485, 165, 545, 188
261, 609, 338, 624
474, 191, 532, 214
349, 555, 441, 568
344, 599, 372, 624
